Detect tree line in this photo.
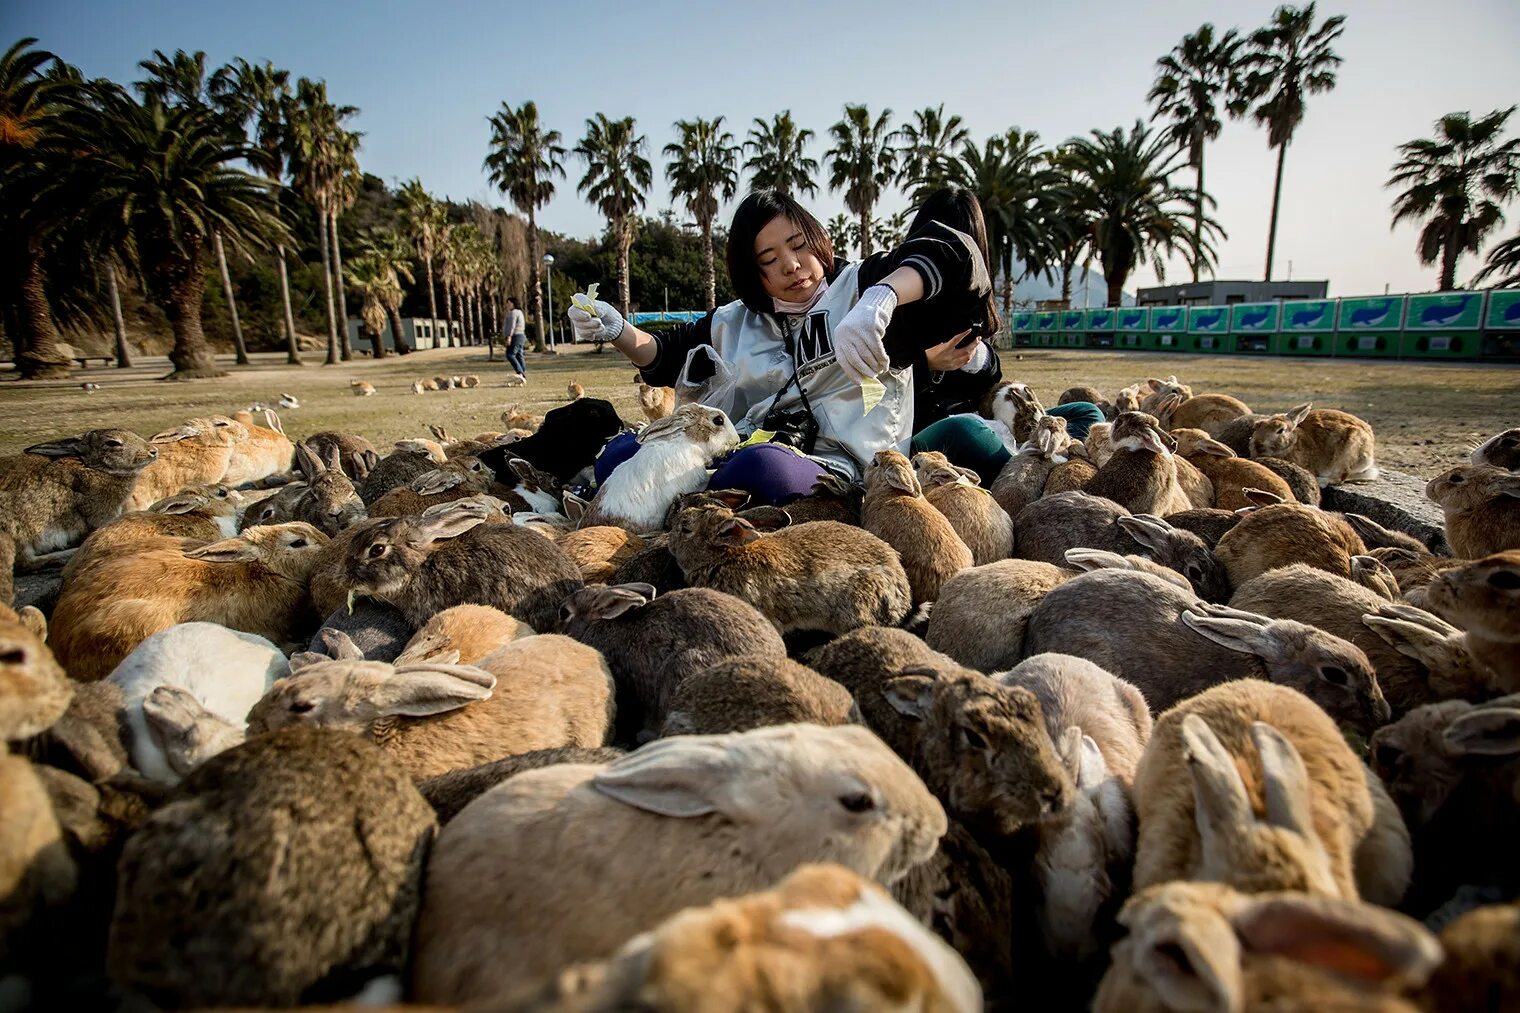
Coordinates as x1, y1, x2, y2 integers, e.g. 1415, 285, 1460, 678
3, 3, 1517, 382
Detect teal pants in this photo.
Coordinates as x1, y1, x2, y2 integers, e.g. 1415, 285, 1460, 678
911, 403, 1104, 485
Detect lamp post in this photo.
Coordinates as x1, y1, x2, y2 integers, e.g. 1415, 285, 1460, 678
543, 253, 556, 352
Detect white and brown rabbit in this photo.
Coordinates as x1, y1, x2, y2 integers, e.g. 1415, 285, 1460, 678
578, 404, 739, 533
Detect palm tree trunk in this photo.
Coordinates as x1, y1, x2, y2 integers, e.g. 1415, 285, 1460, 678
701, 214, 716, 310
106, 261, 133, 368
368, 318, 387, 359
617, 215, 633, 315
317, 210, 339, 366
387, 305, 412, 354
160, 264, 226, 380
487, 295, 497, 361
1439, 225, 1459, 291
14, 246, 72, 379
1193, 151, 1205, 284
859, 205, 873, 259
528, 205, 546, 354
1001, 271, 1014, 323
212, 231, 249, 365
1106, 265, 1126, 308
1264, 141, 1288, 282
330, 211, 351, 360
445, 286, 457, 347
476, 289, 487, 347
1060, 257, 1075, 306
276, 246, 301, 365
425, 253, 439, 333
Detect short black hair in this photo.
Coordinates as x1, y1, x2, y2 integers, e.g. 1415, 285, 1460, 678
909, 185, 1001, 339
506, 295, 519, 308
726, 189, 834, 315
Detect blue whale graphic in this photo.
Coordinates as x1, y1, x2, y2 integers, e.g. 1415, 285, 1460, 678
1015, 316, 1033, 330
1063, 313, 1084, 328
1237, 307, 1271, 329
1193, 309, 1225, 330
1505, 301, 1520, 325
1348, 299, 1394, 327
1289, 305, 1328, 328
1038, 315, 1056, 330
1089, 312, 1111, 328
1421, 296, 1473, 327
1154, 309, 1182, 329
1120, 310, 1144, 329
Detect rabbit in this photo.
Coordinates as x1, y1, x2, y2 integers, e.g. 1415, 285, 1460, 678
1421, 550, 1520, 692
661, 655, 855, 736
1342, 512, 1433, 555
500, 403, 543, 432
1059, 385, 1109, 413
417, 746, 626, 825
107, 728, 436, 1009
129, 415, 248, 508
1133, 679, 1411, 905
299, 430, 379, 482
1215, 502, 1368, 587
1249, 403, 1378, 487
350, 378, 376, 396
558, 582, 786, 740
567, 380, 585, 400
368, 457, 499, 518
982, 381, 1047, 446
1471, 427, 1520, 471
222, 408, 295, 486
410, 724, 947, 1002
863, 449, 974, 605
991, 416, 1074, 519
926, 560, 1072, 671
357, 438, 450, 505
1085, 411, 1192, 516
1112, 383, 1144, 415
49, 522, 329, 681
1213, 410, 1264, 455
577, 403, 739, 533
459, 374, 480, 389
1137, 375, 1192, 419
286, 441, 366, 536
1063, 547, 1195, 591
59, 484, 244, 586
557, 526, 647, 583
339, 500, 584, 632
0, 429, 158, 570
310, 599, 415, 662
1041, 454, 1099, 496
774, 471, 864, 525
1023, 571, 1391, 735
1171, 427, 1294, 511
913, 451, 1014, 564
1361, 601, 1491, 704
669, 502, 912, 635
139, 683, 247, 778
635, 376, 677, 420
395, 603, 530, 666
1165, 507, 1243, 548
1425, 464, 1520, 559
1165, 392, 1252, 437
1255, 454, 1321, 506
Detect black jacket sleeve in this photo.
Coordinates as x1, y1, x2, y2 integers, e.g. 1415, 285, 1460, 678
635, 311, 717, 388
858, 221, 989, 303
911, 338, 1004, 433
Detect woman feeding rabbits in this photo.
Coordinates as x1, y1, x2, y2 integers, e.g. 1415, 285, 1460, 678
570, 187, 997, 503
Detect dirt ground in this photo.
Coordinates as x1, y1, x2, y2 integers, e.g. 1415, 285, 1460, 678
1, 345, 1515, 479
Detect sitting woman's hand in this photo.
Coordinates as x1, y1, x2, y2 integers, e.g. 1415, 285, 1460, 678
832, 284, 897, 383
924, 331, 978, 372
568, 300, 626, 345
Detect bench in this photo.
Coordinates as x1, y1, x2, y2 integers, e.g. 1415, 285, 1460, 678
74, 355, 115, 368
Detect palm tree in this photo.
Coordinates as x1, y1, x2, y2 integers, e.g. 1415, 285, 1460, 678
898, 104, 970, 196
1475, 232, 1520, 288
575, 113, 653, 313
285, 78, 359, 366
343, 253, 392, 358
399, 178, 445, 335
1058, 121, 1221, 307
330, 153, 361, 359
665, 116, 740, 310
0, 38, 74, 378
60, 85, 288, 378
1387, 107, 1520, 291
826, 213, 858, 258
826, 105, 897, 257
484, 100, 565, 353
744, 111, 818, 196
358, 228, 416, 353
1238, 3, 1347, 281
211, 58, 301, 363
1148, 24, 1246, 283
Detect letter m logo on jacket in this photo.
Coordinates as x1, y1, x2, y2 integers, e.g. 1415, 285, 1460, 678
794, 311, 834, 364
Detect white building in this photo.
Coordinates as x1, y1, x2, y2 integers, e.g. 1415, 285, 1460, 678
345, 317, 462, 353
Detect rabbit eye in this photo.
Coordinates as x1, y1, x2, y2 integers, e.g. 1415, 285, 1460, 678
960, 726, 988, 751
1320, 666, 1349, 687
0, 648, 25, 665
1450, 474, 1465, 484
368, 544, 388, 559
288, 538, 308, 549
1375, 743, 1402, 771
1488, 570, 1520, 590
289, 700, 316, 715
559, 605, 573, 621
1185, 565, 1203, 582
838, 792, 875, 814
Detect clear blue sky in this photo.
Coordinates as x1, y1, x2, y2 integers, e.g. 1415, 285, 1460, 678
8, 0, 1520, 296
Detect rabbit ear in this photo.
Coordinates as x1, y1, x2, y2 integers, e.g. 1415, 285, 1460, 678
1361, 605, 1461, 666
954, 465, 983, 485
1180, 609, 1273, 658
263, 409, 283, 433
882, 674, 936, 721
1127, 899, 1243, 1013
811, 473, 854, 498
507, 457, 537, 482
24, 436, 87, 458
1182, 714, 1253, 845
185, 538, 260, 563
312, 628, 364, 661
1229, 893, 1441, 987
410, 507, 488, 546
1284, 404, 1313, 427
1443, 706, 1520, 757
411, 470, 465, 496
429, 424, 450, 442
702, 488, 752, 511
591, 737, 734, 817
588, 584, 655, 620
714, 517, 761, 547
364, 664, 496, 718
738, 506, 791, 532
1064, 548, 1130, 573
1117, 514, 1174, 554
1076, 733, 1107, 792
1250, 722, 1315, 836
636, 410, 692, 446
563, 492, 588, 522
287, 652, 330, 672
295, 442, 326, 477
153, 493, 205, 515
150, 423, 200, 444
1241, 488, 1285, 508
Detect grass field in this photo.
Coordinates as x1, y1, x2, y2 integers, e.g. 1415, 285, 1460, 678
2, 344, 1515, 478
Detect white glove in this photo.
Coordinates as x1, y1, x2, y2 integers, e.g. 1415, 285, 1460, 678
833, 284, 896, 383
568, 299, 625, 344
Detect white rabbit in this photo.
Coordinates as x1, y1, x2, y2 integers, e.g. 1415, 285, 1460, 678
579, 404, 740, 533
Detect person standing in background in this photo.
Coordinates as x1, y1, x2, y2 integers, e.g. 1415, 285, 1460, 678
504, 296, 528, 381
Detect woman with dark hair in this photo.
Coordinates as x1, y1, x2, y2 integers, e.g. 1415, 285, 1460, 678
570, 188, 991, 503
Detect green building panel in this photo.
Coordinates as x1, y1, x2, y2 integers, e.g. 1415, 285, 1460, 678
1187, 306, 1230, 334
1485, 290, 1520, 330
1230, 302, 1281, 334
1281, 300, 1335, 332
1406, 292, 1483, 331
1336, 296, 1405, 333
1012, 311, 1035, 334
1154, 331, 1186, 351
1399, 331, 1480, 359
1085, 308, 1117, 331
1116, 307, 1148, 332
1114, 331, 1154, 350
1060, 310, 1085, 332
1150, 306, 1186, 333
1337, 331, 1399, 357
1033, 311, 1061, 338
1279, 332, 1334, 356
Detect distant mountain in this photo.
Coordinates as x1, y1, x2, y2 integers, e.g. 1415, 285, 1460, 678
1004, 264, 1135, 308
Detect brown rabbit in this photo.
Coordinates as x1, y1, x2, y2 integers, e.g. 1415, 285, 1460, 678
991, 416, 1074, 518
634, 375, 676, 421
1425, 464, 1520, 559
0, 429, 158, 570
982, 382, 1047, 444
863, 450, 973, 605
1084, 412, 1192, 516
300, 431, 379, 483
1138, 375, 1192, 419
369, 457, 501, 518
223, 409, 295, 486
501, 403, 543, 432
1472, 428, 1520, 471
130, 416, 249, 508
667, 503, 912, 634
1165, 393, 1252, 437
1249, 404, 1378, 487
912, 451, 1014, 565
60, 485, 244, 583
49, 522, 329, 681
1423, 550, 1520, 692
1214, 503, 1367, 587
287, 442, 367, 536
567, 381, 586, 401
1172, 427, 1294, 511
